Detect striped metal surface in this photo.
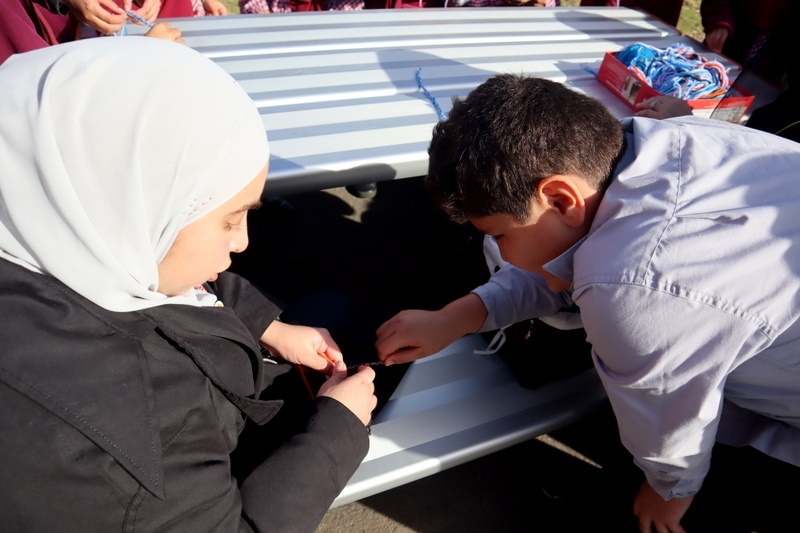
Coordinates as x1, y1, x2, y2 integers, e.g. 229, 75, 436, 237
331, 333, 607, 507
147, 7, 720, 195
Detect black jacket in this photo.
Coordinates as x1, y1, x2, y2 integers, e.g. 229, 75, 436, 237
0, 259, 368, 532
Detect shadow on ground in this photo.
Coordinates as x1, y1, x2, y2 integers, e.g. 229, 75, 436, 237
322, 400, 800, 532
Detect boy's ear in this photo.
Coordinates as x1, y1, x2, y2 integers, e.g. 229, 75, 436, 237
537, 175, 588, 228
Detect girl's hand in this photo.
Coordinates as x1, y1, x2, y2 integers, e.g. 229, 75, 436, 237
318, 361, 377, 426
261, 321, 344, 374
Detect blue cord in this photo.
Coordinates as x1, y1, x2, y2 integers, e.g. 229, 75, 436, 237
416, 68, 446, 121
127, 10, 154, 29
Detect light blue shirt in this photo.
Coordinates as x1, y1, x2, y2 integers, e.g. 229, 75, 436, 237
472, 116, 800, 499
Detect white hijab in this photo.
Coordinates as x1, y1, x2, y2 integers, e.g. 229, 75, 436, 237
0, 37, 270, 312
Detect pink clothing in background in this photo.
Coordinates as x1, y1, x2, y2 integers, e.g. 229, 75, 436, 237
240, 0, 555, 13
239, 0, 364, 13
0, 0, 76, 64
113, 0, 195, 17
579, 0, 683, 27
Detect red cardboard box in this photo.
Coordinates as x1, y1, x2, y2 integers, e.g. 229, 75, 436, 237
597, 51, 754, 123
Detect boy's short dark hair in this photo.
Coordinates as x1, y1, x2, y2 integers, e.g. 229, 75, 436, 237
426, 74, 624, 223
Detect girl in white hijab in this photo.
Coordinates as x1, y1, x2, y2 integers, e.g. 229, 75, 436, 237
0, 37, 375, 531
0, 34, 266, 311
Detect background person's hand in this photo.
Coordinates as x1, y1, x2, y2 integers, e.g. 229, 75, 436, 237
704, 27, 730, 54
130, 0, 161, 24
62, 0, 129, 34
203, 0, 228, 15
635, 95, 693, 120
144, 22, 184, 43
317, 361, 377, 426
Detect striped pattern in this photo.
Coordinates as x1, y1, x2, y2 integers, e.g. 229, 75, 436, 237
145, 8, 726, 195
332, 334, 606, 507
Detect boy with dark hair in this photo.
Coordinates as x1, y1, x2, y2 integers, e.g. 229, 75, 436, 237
427, 74, 624, 223
375, 73, 800, 532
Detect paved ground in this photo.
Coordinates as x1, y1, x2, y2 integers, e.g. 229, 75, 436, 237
233, 178, 800, 533
318, 401, 800, 533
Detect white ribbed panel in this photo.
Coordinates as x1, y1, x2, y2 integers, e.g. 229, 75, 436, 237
140, 8, 730, 195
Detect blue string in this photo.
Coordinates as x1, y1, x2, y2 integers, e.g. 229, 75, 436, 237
126, 10, 154, 29
415, 68, 446, 121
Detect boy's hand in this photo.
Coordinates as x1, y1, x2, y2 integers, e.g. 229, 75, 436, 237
376, 294, 487, 366
633, 481, 693, 533
375, 309, 459, 365
318, 361, 377, 426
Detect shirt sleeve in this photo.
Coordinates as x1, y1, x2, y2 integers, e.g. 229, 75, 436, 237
207, 272, 284, 343
700, 0, 735, 35
576, 282, 760, 499
471, 263, 574, 332
238, 396, 369, 532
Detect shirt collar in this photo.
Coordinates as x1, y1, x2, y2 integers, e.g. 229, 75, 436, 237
542, 127, 635, 286
542, 236, 587, 285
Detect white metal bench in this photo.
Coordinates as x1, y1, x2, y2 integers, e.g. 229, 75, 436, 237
137, 7, 741, 197
331, 333, 606, 507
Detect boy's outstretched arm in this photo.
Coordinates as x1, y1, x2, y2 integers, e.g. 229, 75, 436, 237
375, 293, 487, 366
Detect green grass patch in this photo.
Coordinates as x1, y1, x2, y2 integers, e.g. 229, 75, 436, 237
678, 0, 704, 42
560, 0, 704, 41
